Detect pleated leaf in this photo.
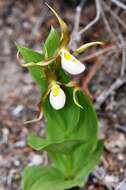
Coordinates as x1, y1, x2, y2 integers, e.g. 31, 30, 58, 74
16, 43, 47, 93
28, 134, 85, 154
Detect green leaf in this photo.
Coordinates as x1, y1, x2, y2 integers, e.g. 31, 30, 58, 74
28, 134, 85, 154
71, 91, 99, 173
43, 88, 80, 140
75, 140, 104, 182
43, 89, 98, 146
22, 166, 82, 190
44, 26, 60, 57
42, 89, 99, 178
22, 166, 63, 190
22, 142, 103, 190
16, 43, 48, 93
16, 43, 43, 62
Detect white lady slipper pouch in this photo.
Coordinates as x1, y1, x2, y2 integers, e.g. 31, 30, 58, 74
61, 50, 85, 75
49, 83, 66, 110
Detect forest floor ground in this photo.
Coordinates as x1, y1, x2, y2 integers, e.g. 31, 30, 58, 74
0, 0, 126, 189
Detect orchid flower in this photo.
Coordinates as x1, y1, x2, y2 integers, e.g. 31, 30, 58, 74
18, 3, 104, 75
17, 4, 104, 123
23, 80, 66, 124
49, 81, 66, 110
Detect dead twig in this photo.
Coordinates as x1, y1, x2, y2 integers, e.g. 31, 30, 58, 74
70, 0, 102, 49
81, 52, 113, 99
120, 44, 126, 77
100, 2, 118, 43
102, 1, 126, 30
89, 1, 126, 107
119, 34, 126, 77
102, 3, 126, 78
69, 0, 87, 50
81, 40, 126, 98
111, 0, 126, 10
96, 77, 126, 108
79, 0, 101, 35
82, 57, 103, 98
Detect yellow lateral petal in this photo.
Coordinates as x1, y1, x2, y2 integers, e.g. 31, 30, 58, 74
74, 42, 104, 54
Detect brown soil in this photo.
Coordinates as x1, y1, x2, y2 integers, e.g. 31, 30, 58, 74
0, 0, 126, 190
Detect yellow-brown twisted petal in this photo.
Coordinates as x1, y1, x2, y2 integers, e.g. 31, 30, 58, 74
16, 50, 25, 67
46, 3, 70, 48
17, 50, 56, 68
74, 42, 104, 54
24, 87, 51, 124
73, 88, 84, 110
24, 112, 43, 124
62, 81, 79, 88
61, 81, 84, 109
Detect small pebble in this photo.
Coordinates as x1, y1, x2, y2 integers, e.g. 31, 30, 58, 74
12, 105, 24, 116
118, 154, 124, 161
2, 128, 9, 144
15, 140, 26, 148
29, 154, 43, 166
104, 175, 119, 185
13, 159, 20, 167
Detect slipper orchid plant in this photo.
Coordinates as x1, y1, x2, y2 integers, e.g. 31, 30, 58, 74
17, 3, 103, 121
16, 3, 104, 190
